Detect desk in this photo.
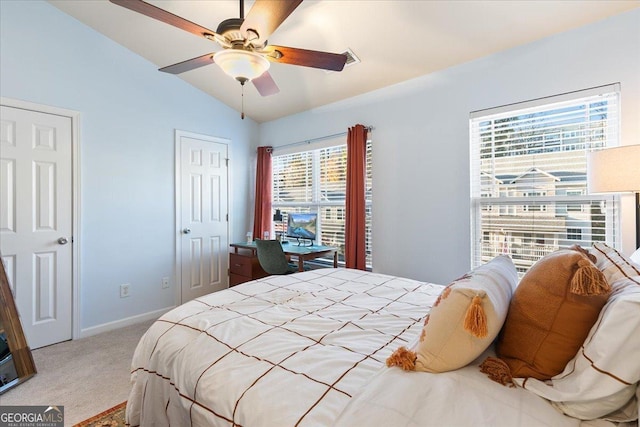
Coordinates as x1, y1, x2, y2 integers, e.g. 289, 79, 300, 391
230, 241, 338, 281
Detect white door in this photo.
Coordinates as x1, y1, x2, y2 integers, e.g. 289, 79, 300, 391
177, 131, 229, 303
0, 105, 72, 349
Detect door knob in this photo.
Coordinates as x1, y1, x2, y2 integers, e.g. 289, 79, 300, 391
57, 237, 68, 245
183, 228, 191, 234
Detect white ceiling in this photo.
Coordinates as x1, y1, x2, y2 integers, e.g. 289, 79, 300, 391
49, 0, 639, 123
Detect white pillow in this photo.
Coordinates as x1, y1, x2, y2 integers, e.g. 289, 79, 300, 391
630, 247, 640, 265
387, 255, 517, 373
517, 275, 640, 421
591, 242, 640, 284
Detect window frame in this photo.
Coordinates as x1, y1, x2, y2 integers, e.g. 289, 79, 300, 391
271, 138, 373, 269
470, 84, 621, 274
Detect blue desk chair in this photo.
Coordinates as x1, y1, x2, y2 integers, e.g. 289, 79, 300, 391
255, 239, 298, 275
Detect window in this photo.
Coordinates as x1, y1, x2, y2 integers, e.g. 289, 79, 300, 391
272, 139, 373, 268
470, 85, 620, 275
566, 190, 584, 212
567, 228, 582, 240
523, 192, 546, 212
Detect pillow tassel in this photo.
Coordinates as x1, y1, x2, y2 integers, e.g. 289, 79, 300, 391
570, 260, 611, 296
386, 346, 417, 371
464, 295, 488, 338
479, 357, 515, 388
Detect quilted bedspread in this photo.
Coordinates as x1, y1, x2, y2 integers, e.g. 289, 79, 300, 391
126, 268, 439, 426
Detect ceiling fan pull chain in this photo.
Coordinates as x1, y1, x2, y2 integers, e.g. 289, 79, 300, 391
241, 81, 245, 120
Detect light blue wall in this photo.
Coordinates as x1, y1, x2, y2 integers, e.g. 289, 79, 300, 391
259, 9, 640, 284
0, 0, 258, 332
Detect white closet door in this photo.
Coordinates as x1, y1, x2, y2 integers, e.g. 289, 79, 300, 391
0, 105, 73, 349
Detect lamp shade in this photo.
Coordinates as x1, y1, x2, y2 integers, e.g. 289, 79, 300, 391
587, 145, 640, 194
214, 49, 270, 82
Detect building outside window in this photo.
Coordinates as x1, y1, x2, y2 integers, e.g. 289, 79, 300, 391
470, 85, 620, 275
272, 139, 373, 268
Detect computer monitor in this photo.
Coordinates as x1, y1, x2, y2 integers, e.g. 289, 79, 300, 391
286, 212, 317, 241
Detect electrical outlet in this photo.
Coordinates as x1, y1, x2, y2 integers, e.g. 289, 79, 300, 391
120, 283, 130, 298
162, 277, 170, 289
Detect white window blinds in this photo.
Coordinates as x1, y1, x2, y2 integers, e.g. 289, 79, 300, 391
273, 139, 373, 268
470, 85, 620, 275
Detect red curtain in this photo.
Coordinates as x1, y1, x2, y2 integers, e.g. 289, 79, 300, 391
253, 146, 273, 240
345, 125, 368, 270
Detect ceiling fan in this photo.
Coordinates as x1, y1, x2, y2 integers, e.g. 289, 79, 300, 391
109, 0, 348, 104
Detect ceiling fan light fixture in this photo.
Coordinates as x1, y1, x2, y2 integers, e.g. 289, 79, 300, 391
214, 49, 270, 82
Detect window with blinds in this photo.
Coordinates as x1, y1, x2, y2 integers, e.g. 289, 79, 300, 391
273, 140, 373, 268
470, 85, 620, 276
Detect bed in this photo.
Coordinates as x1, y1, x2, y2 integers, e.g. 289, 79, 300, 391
126, 264, 638, 427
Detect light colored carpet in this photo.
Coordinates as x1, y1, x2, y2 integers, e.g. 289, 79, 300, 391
0, 319, 154, 426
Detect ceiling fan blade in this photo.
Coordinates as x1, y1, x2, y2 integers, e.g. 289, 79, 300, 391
264, 45, 347, 72
241, 0, 303, 46
109, 0, 218, 39
252, 72, 280, 97
159, 53, 215, 74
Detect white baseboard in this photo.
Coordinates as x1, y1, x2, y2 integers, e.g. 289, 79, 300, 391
78, 306, 175, 339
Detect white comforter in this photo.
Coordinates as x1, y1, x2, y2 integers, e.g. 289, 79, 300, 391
126, 269, 436, 426
126, 268, 592, 427
334, 348, 592, 427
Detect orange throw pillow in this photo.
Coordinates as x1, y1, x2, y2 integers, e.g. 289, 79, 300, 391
495, 248, 610, 380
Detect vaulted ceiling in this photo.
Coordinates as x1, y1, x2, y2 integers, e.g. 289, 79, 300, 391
49, 0, 639, 123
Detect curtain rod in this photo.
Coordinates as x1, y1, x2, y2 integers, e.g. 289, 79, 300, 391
270, 126, 373, 152
469, 82, 619, 116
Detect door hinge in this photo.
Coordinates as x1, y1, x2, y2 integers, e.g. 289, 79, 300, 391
225, 158, 229, 167
226, 213, 229, 221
